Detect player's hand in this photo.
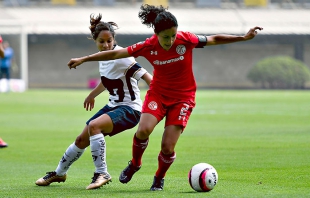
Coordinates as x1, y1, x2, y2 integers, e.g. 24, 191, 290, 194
0, 35, 3, 43
84, 96, 95, 111
67, 57, 84, 69
244, 26, 263, 40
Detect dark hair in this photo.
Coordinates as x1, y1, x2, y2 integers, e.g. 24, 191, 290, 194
89, 13, 118, 40
138, 4, 178, 34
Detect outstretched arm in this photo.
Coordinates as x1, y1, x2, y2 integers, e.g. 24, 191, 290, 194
68, 48, 130, 69
206, 26, 263, 46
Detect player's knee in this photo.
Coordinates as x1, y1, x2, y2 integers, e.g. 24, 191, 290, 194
75, 136, 83, 146
88, 121, 101, 136
161, 147, 174, 155
161, 142, 175, 155
137, 125, 153, 138
75, 135, 89, 149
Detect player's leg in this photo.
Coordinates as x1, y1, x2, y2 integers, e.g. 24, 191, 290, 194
133, 90, 166, 165
119, 91, 164, 184
87, 105, 141, 189
35, 125, 89, 186
151, 100, 195, 191
88, 113, 113, 176
119, 113, 158, 184
0, 137, 8, 147
86, 106, 113, 190
150, 125, 181, 191
133, 113, 159, 165
5, 67, 10, 92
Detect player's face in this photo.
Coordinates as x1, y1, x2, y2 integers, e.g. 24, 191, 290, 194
156, 26, 177, 51
95, 30, 115, 52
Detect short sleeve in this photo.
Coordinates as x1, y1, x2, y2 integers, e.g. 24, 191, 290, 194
177, 31, 200, 49
127, 41, 146, 58
126, 62, 147, 81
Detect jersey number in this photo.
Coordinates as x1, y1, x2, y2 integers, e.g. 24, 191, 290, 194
101, 76, 136, 103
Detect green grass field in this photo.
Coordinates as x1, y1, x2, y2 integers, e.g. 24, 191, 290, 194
0, 89, 309, 198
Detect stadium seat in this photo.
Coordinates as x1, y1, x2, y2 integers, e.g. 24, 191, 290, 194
93, 0, 115, 6
196, 0, 221, 8
51, 0, 76, 5
143, 0, 168, 7
3, 0, 29, 6
297, 0, 310, 8
244, 0, 268, 7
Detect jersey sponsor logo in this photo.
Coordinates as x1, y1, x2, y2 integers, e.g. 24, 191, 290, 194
153, 56, 184, 65
176, 45, 186, 55
150, 51, 157, 55
148, 101, 158, 110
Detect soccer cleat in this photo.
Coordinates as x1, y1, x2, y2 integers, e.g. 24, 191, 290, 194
86, 172, 112, 190
150, 176, 164, 191
0, 138, 8, 148
119, 160, 141, 184
35, 171, 67, 186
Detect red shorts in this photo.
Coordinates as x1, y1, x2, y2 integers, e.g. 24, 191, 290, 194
142, 90, 196, 130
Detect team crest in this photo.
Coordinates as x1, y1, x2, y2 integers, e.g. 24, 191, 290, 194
148, 101, 158, 110
176, 45, 186, 55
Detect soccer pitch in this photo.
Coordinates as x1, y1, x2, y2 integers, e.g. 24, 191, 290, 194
0, 89, 309, 198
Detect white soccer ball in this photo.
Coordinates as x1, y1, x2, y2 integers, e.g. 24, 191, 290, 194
188, 162, 218, 192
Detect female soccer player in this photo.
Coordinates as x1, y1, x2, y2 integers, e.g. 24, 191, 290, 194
35, 14, 152, 190
67, 4, 263, 191
0, 35, 4, 58
0, 36, 9, 147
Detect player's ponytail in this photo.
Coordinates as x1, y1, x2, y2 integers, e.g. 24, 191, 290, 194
138, 4, 178, 34
89, 13, 119, 40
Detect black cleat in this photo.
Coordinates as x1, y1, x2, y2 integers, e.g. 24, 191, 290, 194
150, 176, 164, 191
119, 160, 141, 184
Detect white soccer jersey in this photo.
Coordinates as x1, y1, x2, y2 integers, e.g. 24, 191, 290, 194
99, 45, 147, 112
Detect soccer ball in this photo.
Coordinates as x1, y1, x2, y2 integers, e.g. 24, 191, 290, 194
188, 163, 218, 192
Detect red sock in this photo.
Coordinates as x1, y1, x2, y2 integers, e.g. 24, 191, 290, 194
131, 134, 149, 167
155, 151, 176, 179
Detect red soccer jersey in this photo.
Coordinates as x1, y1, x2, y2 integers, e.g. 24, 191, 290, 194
127, 31, 199, 99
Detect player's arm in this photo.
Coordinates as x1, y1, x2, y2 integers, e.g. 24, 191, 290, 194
204, 26, 263, 46
84, 82, 105, 111
68, 48, 130, 69
141, 72, 153, 86
0, 36, 4, 58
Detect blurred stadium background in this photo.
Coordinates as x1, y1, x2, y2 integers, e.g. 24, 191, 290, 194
0, 0, 310, 90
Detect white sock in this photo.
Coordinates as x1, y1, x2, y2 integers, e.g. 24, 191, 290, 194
55, 143, 85, 176
90, 133, 107, 174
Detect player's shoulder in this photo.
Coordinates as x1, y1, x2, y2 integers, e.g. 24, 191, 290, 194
136, 36, 154, 48
177, 31, 198, 42
128, 36, 155, 53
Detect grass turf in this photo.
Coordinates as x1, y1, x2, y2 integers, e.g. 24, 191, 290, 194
0, 89, 309, 198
